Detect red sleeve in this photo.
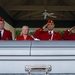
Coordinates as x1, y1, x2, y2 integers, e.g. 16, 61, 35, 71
8, 31, 12, 40
27, 36, 34, 40
55, 32, 62, 40
33, 28, 43, 39
29, 37, 34, 40
58, 33, 62, 40
62, 30, 71, 40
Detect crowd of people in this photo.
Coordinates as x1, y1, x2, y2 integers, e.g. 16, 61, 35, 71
0, 17, 75, 40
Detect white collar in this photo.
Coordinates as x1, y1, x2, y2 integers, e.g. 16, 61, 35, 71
48, 30, 54, 34
0, 29, 4, 37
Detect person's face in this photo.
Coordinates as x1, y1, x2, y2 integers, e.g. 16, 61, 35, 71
0, 21, 4, 30
47, 23, 55, 30
22, 26, 29, 35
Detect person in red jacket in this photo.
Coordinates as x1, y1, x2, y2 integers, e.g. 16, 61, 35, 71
33, 19, 62, 40
63, 26, 75, 40
16, 26, 34, 40
0, 17, 12, 40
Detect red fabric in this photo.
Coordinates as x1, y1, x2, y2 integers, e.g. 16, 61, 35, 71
1, 29, 12, 40
63, 30, 75, 40
33, 28, 62, 40
16, 35, 34, 40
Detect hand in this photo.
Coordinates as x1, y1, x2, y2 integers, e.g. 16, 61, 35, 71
42, 23, 48, 29
69, 26, 75, 32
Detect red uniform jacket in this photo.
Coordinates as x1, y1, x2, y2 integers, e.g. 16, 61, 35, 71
1, 29, 12, 40
63, 30, 75, 40
34, 28, 62, 40
16, 35, 34, 40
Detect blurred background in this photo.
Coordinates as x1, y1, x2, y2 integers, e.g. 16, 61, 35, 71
0, 0, 75, 39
